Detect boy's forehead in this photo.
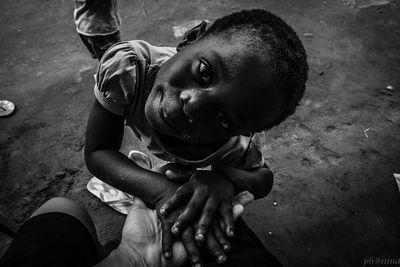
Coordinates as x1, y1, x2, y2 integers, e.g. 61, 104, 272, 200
194, 36, 281, 124
199, 34, 269, 79
174, 35, 284, 132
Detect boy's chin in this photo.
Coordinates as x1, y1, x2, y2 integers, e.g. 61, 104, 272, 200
155, 130, 229, 149
154, 130, 200, 147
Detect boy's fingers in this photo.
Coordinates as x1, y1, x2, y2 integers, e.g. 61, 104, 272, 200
195, 199, 218, 242
181, 227, 202, 267
161, 219, 173, 259
232, 204, 244, 221
165, 169, 193, 182
220, 203, 234, 238
161, 163, 194, 183
160, 185, 191, 215
205, 231, 227, 264
161, 163, 193, 173
172, 190, 207, 235
232, 190, 254, 207
218, 218, 226, 230
212, 221, 230, 251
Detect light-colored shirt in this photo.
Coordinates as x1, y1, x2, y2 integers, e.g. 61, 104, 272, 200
94, 40, 265, 170
73, 0, 120, 36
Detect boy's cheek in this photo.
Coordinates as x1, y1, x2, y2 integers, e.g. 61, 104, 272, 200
144, 96, 157, 123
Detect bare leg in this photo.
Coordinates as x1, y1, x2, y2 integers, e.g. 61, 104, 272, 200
30, 197, 104, 257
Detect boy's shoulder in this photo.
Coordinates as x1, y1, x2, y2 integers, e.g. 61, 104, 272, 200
94, 40, 176, 116
129, 40, 176, 66
102, 40, 176, 67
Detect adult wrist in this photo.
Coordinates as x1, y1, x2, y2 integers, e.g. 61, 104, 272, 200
117, 241, 149, 267
96, 241, 148, 267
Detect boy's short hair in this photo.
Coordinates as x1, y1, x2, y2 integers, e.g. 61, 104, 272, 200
202, 9, 308, 131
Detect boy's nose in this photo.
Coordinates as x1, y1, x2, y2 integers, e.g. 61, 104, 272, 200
179, 89, 196, 122
179, 90, 192, 105
179, 89, 212, 123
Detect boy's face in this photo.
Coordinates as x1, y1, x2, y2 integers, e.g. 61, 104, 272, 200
145, 34, 285, 144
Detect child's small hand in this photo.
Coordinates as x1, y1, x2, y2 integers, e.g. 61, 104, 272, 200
156, 202, 203, 267
156, 182, 231, 267
155, 185, 202, 265
197, 217, 232, 264
160, 170, 236, 242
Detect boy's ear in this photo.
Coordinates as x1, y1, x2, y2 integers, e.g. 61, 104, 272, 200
176, 21, 208, 52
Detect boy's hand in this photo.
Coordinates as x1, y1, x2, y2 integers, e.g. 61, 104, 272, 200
156, 182, 231, 267
155, 186, 202, 266
160, 170, 236, 242
156, 202, 203, 267
155, 186, 182, 258
159, 211, 231, 267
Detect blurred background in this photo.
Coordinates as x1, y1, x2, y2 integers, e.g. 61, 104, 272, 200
0, 0, 399, 266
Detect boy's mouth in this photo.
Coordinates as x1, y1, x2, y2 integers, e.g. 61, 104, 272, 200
157, 89, 188, 139
159, 105, 179, 135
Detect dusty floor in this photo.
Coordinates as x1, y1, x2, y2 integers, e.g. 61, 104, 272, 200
0, 0, 400, 266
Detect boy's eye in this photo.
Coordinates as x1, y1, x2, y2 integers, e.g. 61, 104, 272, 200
218, 112, 230, 129
198, 61, 213, 85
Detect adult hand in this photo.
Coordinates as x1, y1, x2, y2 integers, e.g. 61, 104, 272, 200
120, 197, 187, 267
160, 170, 236, 243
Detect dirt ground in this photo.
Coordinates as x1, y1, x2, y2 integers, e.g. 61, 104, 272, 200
0, 0, 399, 266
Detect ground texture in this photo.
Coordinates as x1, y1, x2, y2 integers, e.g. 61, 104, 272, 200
0, 0, 399, 266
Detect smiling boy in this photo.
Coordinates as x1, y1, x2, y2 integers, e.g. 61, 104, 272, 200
85, 9, 307, 267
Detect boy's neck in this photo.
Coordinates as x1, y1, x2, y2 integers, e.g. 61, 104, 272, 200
155, 130, 230, 161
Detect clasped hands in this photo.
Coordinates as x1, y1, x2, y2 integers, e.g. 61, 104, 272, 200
155, 164, 238, 267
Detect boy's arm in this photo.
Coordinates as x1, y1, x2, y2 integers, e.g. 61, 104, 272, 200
216, 165, 274, 199
84, 100, 177, 206
160, 136, 273, 240
86, 100, 207, 266
215, 133, 274, 199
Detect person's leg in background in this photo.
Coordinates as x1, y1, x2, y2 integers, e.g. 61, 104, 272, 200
74, 0, 121, 61
0, 197, 103, 267
79, 31, 121, 60
29, 197, 103, 254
